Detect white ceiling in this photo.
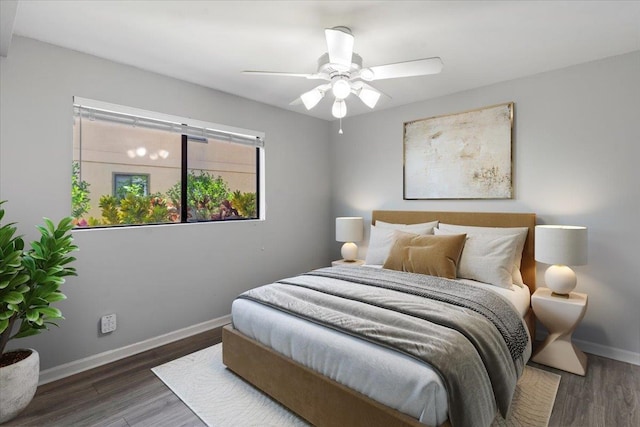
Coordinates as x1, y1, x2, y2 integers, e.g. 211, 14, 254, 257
4, 1, 640, 121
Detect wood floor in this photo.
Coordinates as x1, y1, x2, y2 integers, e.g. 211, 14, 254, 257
5, 327, 639, 427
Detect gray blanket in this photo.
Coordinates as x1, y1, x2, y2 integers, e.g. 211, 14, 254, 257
238, 266, 531, 427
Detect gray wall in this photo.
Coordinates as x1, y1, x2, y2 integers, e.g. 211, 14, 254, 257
0, 36, 333, 370
329, 51, 640, 361
2, 35, 638, 371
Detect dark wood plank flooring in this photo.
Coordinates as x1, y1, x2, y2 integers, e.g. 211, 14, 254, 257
4, 328, 221, 427
529, 353, 639, 427
5, 327, 639, 427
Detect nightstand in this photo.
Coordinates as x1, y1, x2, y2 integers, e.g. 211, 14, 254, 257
331, 259, 365, 267
531, 287, 588, 375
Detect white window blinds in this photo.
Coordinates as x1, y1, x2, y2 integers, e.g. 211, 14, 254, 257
73, 97, 264, 147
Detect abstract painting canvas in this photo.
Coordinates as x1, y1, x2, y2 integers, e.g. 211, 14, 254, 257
404, 103, 513, 199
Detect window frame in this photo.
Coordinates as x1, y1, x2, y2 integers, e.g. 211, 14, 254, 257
72, 97, 265, 229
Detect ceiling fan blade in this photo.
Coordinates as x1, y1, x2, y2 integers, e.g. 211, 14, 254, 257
243, 71, 329, 80
325, 26, 354, 71
368, 57, 443, 80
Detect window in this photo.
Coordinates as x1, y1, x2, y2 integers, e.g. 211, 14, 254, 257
72, 97, 264, 228
113, 174, 149, 200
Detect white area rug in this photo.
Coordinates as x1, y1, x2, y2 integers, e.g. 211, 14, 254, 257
152, 344, 560, 427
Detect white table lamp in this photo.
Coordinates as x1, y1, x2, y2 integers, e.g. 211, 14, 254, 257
336, 217, 363, 261
535, 225, 588, 296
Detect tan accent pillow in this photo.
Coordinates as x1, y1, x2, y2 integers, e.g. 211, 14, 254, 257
364, 221, 438, 265
383, 231, 466, 279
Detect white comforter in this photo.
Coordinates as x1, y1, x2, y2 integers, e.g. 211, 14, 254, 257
231, 269, 530, 426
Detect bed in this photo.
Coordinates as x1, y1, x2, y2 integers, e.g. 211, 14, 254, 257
223, 210, 536, 427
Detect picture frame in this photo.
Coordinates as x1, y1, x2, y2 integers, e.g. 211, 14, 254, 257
403, 102, 514, 199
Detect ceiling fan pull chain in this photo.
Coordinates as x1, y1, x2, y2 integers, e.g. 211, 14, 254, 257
339, 117, 344, 134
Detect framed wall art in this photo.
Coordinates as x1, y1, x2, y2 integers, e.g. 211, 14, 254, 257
403, 102, 514, 199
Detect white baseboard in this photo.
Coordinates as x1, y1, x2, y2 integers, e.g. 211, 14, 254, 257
39, 317, 638, 385
536, 329, 640, 366
573, 338, 640, 366
38, 314, 232, 385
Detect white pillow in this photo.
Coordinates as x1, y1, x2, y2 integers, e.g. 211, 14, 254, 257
437, 223, 528, 286
435, 229, 517, 288
364, 221, 438, 265
375, 220, 439, 232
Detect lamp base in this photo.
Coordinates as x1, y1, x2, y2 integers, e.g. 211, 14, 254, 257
545, 264, 577, 295
341, 242, 358, 261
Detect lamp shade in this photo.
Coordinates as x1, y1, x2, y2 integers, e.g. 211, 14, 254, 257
336, 217, 363, 242
535, 225, 588, 266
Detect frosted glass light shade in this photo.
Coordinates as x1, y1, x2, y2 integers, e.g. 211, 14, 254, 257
535, 225, 587, 295
300, 88, 324, 110
358, 86, 381, 108
332, 79, 351, 99
336, 217, 363, 261
331, 99, 347, 118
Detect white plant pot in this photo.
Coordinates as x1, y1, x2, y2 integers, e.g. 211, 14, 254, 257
0, 349, 39, 424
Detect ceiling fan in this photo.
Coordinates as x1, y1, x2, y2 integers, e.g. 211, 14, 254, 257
243, 26, 443, 128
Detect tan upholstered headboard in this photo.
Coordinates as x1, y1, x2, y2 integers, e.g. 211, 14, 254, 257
372, 210, 536, 294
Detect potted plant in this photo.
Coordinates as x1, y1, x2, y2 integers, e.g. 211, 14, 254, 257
0, 201, 78, 423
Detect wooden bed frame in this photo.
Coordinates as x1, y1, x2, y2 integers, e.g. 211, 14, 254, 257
223, 210, 536, 427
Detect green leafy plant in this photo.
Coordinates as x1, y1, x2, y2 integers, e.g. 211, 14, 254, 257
231, 190, 257, 218
118, 193, 152, 224
98, 192, 171, 226
115, 179, 146, 201
147, 194, 170, 223
82, 171, 248, 227
86, 217, 103, 227
0, 200, 78, 356
71, 161, 91, 219
167, 170, 230, 220
98, 195, 120, 225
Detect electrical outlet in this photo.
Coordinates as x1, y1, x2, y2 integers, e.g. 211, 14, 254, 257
101, 314, 117, 334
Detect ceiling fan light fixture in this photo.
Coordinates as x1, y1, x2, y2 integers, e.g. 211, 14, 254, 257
331, 99, 347, 119
331, 78, 351, 99
300, 88, 325, 110
243, 26, 443, 120
358, 86, 381, 109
